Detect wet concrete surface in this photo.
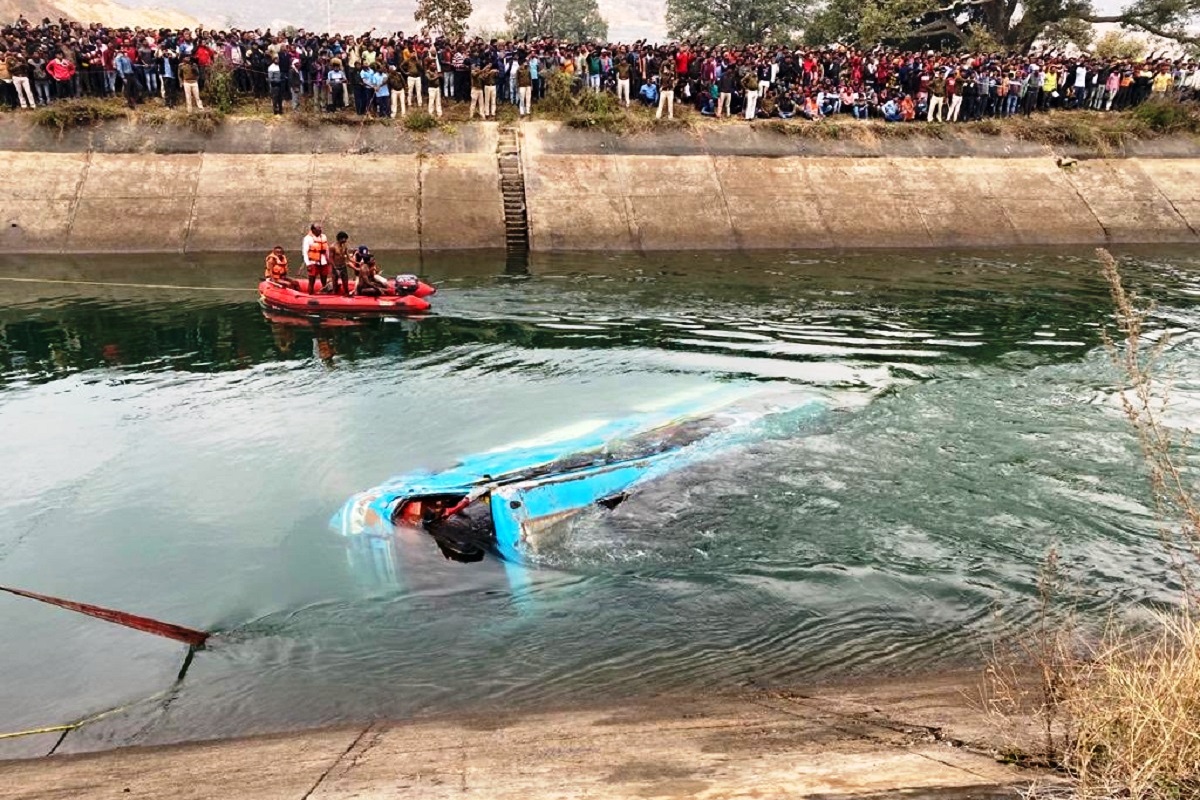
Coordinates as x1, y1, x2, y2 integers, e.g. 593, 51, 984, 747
0, 673, 1048, 799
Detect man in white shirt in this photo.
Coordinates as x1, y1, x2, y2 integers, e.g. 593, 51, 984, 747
302, 223, 330, 294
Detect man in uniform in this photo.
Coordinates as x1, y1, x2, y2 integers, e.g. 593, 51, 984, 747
469, 59, 485, 119
302, 222, 330, 294
425, 57, 443, 117
656, 55, 675, 119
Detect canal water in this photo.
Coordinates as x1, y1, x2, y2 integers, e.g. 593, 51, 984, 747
1, 247, 1197, 756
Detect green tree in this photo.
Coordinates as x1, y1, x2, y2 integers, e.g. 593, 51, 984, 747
1091, 29, 1147, 59
805, 0, 1198, 51
414, 0, 474, 38
1090, 0, 1200, 49
665, 0, 810, 43
505, 0, 609, 41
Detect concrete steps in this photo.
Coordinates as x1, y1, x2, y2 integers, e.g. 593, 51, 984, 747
497, 126, 529, 257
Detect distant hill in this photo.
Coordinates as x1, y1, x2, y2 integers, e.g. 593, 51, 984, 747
2, 0, 199, 29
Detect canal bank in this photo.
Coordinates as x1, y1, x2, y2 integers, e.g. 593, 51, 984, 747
0, 117, 1196, 253
0, 672, 1040, 799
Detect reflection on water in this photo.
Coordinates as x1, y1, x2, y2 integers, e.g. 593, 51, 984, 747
0, 246, 1198, 756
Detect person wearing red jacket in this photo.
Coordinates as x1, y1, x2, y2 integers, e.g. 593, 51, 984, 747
46, 54, 75, 100
195, 41, 213, 88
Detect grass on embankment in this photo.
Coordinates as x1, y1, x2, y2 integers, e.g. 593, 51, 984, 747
23, 92, 1200, 154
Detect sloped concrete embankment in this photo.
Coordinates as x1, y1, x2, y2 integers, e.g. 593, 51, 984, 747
0, 150, 504, 253
520, 124, 1200, 251
0, 119, 1197, 253
0, 676, 1040, 799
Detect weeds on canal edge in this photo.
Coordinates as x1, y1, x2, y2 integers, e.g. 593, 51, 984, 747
984, 248, 1200, 800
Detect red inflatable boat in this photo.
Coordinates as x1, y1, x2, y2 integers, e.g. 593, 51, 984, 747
258, 279, 435, 315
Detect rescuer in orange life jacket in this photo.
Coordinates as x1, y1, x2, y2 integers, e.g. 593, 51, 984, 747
301, 222, 331, 295
263, 245, 301, 290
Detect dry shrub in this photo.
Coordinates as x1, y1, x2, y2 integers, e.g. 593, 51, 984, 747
1131, 99, 1200, 136
404, 110, 439, 132
1098, 247, 1200, 588
31, 98, 125, 131
133, 105, 224, 135
183, 109, 224, 136
1064, 612, 1200, 799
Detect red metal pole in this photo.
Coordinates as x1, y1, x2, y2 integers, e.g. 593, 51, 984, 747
0, 585, 209, 648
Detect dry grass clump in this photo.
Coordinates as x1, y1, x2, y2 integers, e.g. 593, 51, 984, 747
136, 105, 225, 135
756, 103, 1197, 153
1006, 114, 1138, 152
1064, 612, 1200, 800
403, 110, 439, 132
762, 117, 931, 141
991, 608, 1200, 799
31, 97, 126, 131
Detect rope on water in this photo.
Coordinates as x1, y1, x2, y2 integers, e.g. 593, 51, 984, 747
0, 685, 179, 746
0, 276, 256, 292
0, 585, 211, 751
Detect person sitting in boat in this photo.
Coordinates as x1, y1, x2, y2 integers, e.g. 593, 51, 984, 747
263, 245, 300, 290
302, 222, 330, 295
351, 246, 382, 296
393, 274, 420, 297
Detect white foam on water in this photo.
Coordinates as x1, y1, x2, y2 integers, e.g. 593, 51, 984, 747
486, 418, 613, 452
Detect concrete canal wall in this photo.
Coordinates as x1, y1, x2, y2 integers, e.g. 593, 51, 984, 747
0, 118, 1197, 253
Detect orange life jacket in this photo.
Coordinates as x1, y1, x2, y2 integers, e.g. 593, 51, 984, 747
265, 252, 289, 279
306, 235, 329, 265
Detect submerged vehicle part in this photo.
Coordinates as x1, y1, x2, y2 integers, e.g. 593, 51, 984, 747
332, 385, 827, 570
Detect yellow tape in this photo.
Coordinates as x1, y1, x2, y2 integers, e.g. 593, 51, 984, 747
0, 723, 77, 740
0, 688, 172, 741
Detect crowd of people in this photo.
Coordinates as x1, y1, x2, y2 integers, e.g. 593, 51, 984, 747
2, 13, 1198, 122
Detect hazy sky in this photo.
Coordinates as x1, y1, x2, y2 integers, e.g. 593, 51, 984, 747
117, 0, 1132, 42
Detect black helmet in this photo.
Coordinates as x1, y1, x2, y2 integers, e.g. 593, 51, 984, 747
394, 274, 419, 295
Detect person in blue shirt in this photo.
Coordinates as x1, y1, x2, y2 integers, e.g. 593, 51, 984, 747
528, 53, 540, 100
370, 64, 390, 117
357, 65, 374, 115
639, 76, 658, 106
113, 49, 139, 107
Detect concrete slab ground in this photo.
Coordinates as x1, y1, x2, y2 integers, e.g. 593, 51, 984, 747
0, 674, 1045, 800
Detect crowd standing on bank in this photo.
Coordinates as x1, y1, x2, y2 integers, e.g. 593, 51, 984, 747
2, 14, 1198, 121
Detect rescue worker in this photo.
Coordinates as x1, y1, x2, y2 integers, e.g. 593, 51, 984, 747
263, 245, 300, 290
351, 246, 382, 296
301, 222, 330, 294
328, 231, 351, 295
